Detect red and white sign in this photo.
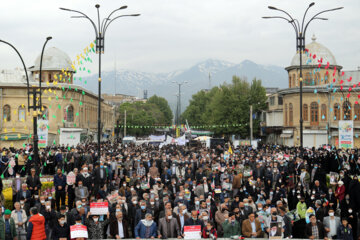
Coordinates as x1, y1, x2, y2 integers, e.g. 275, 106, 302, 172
67, 172, 76, 185
90, 202, 109, 215
70, 225, 88, 239
184, 225, 201, 239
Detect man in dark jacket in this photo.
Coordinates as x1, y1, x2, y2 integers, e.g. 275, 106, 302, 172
54, 168, 67, 211
305, 214, 327, 239
279, 207, 292, 238
109, 211, 129, 239
26, 168, 42, 196
135, 201, 152, 226
184, 210, 205, 229
52, 214, 70, 240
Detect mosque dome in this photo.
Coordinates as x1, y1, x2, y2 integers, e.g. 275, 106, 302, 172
32, 47, 73, 71
290, 35, 337, 66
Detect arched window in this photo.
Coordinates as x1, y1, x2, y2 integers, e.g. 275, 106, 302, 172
324, 72, 329, 84
305, 72, 311, 86
303, 104, 308, 121
292, 74, 296, 87
321, 104, 327, 121
65, 105, 74, 122
310, 102, 319, 126
3, 105, 10, 121
355, 103, 360, 121
289, 76, 292, 88
38, 106, 48, 120
316, 73, 321, 85
343, 101, 352, 120
18, 106, 26, 121
284, 104, 288, 126
289, 103, 293, 126
334, 103, 340, 121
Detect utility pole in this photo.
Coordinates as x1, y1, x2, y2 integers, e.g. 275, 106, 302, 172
250, 105, 253, 145
124, 109, 127, 137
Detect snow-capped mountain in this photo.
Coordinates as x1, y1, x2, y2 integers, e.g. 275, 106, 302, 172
78, 59, 288, 112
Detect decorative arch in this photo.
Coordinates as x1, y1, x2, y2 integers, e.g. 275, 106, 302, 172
343, 101, 352, 120
334, 103, 340, 121
321, 104, 327, 121
303, 104, 308, 121
289, 103, 293, 126
64, 105, 74, 122
18, 106, 26, 121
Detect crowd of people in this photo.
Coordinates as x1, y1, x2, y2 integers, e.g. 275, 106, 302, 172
0, 142, 359, 240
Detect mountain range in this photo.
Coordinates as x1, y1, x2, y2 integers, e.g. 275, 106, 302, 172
78, 59, 288, 112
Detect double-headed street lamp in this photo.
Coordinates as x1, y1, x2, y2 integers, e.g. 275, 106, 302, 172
263, 2, 343, 149
0, 37, 52, 164
60, 4, 140, 159
172, 81, 187, 126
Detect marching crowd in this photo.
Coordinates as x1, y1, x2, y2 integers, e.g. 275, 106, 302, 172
0, 142, 360, 240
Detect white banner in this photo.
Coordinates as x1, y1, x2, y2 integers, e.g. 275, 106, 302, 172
37, 119, 48, 148
339, 120, 353, 149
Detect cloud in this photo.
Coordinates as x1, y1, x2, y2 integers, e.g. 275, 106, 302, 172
0, 0, 358, 74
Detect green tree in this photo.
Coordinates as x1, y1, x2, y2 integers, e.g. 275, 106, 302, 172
147, 95, 173, 124
182, 76, 267, 138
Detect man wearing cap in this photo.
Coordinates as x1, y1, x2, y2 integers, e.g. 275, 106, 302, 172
0, 208, 17, 240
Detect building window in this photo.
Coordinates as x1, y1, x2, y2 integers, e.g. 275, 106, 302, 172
355, 103, 360, 121
289, 76, 292, 88
284, 104, 288, 126
292, 74, 296, 87
270, 96, 275, 106
18, 106, 26, 121
343, 101, 352, 120
39, 106, 48, 120
305, 72, 312, 86
278, 97, 283, 105
310, 102, 319, 126
321, 104, 327, 121
334, 103, 340, 121
3, 105, 10, 121
303, 104, 308, 121
65, 105, 74, 122
289, 103, 293, 126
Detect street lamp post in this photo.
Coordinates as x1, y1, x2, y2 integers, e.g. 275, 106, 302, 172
60, 4, 140, 159
263, 3, 342, 149
172, 81, 187, 126
0, 37, 51, 163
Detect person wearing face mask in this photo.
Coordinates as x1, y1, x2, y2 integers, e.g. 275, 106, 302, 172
52, 215, 70, 240
176, 205, 189, 234
135, 213, 157, 239
215, 203, 229, 237
11, 173, 24, 206
109, 211, 129, 239
185, 210, 204, 229
264, 208, 285, 236
335, 181, 346, 202
296, 197, 307, 219
85, 211, 110, 239
77, 167, 93, 195
75, 180, 89, 202
158, 209, 181, 239
135, 200, 152, 227
54, 168, 67, 211
323, 208, 340, 239
93, 162, 108, 196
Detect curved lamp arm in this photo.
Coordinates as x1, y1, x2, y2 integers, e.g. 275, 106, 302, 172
39, 37, 52, 110
304, 7, 343, 36
60, 7, 99, 38
101, 6, 128, 33
103, 14, 140, 37
0, 39, 30, 111
301, 2, 315, 33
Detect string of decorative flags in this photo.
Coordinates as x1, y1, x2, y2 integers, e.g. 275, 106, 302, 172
115, 123, 249, 129
2, 41, 96, 148
302, 47, 358, 142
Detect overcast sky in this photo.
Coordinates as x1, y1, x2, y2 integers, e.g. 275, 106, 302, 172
0, 0, 359, 74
